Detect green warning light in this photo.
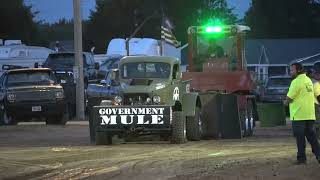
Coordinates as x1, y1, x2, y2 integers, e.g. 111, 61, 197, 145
205, 26, 223, 33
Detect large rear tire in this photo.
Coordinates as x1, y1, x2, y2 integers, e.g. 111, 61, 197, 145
171, 111, 186, 144
186, 107, 202, 141
96, 131, 113, 145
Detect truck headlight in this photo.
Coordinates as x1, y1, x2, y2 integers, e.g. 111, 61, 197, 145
152, 96, 161, 104
7, 93, 16, 102
55, 91, 64, 99
114, 96, 123, 104
146, 97, 152, 104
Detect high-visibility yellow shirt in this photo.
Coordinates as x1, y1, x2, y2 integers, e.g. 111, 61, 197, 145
287, 74, 315, 121
314, 81, 320, 105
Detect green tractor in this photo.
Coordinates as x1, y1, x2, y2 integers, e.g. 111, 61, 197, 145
89, 56, 202, 145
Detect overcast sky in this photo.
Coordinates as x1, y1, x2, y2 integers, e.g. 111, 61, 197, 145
24, 0, 251, 23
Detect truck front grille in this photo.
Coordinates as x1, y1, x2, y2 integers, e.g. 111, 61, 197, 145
16, 91, 55, 102
123, 93, 150, 105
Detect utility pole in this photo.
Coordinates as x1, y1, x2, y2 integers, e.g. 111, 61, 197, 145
73, 0, 85, 121
125, 12, 158, 55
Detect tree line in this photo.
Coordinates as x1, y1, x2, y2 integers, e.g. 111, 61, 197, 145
1, 0, 320, 53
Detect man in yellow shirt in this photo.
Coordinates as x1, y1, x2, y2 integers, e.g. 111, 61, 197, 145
285, 63, 320, 164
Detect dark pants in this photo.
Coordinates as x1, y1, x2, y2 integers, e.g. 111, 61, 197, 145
292, 120, 320, 162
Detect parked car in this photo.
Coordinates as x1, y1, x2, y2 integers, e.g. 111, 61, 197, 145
43, 52, 99, 119
0, 68, 67, 125
86, 69, 120, 113
43, 52, 99, 86
97, 55, 123, 79
260, 75, 291, 102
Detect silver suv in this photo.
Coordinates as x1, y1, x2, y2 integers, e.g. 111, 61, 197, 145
260, 76, 291, 102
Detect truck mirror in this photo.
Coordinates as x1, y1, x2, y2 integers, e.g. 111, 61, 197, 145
100, 80, 107, 85
177, 72, 182, 79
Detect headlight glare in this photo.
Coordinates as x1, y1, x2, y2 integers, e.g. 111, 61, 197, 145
146, 97, 152, 104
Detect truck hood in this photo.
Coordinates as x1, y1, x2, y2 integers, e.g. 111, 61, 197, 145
120, 79, 169, 94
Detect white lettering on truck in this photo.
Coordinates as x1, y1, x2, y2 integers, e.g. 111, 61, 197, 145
99, 107, 166, 125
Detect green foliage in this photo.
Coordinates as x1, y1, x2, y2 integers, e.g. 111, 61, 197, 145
35, 19, 75, 47
0, 0, 237, 53
85, 0, 236, 53
85, 0, 142, 53
245, 0, 320, 38
0, 0, 38, 43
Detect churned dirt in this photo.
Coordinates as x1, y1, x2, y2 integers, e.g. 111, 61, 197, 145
0, 121, 319, 180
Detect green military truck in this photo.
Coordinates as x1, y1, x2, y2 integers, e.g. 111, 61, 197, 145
89, 56, 202, 144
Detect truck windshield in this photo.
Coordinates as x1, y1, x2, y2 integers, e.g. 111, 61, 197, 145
6, 71, 56, 87
193, 36, 238, 71
197, 37, 234, 58
121, 62, 171, 79
44, 54, 86, 68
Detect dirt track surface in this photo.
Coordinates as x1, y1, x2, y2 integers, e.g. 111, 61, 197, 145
0, 122, 319, 180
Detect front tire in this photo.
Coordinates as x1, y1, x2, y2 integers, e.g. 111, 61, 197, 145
171, 111, 186, 144
96, 131, 113, 145
46, 107, 68, 125
0, 108, 17, 125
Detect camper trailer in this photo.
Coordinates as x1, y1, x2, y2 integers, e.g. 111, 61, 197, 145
0, 44, 53, 75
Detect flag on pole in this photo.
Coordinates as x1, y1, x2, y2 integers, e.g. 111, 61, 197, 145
161, 24, 181, 48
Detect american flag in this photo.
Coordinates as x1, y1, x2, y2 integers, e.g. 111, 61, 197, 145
161, 23, 181, 48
